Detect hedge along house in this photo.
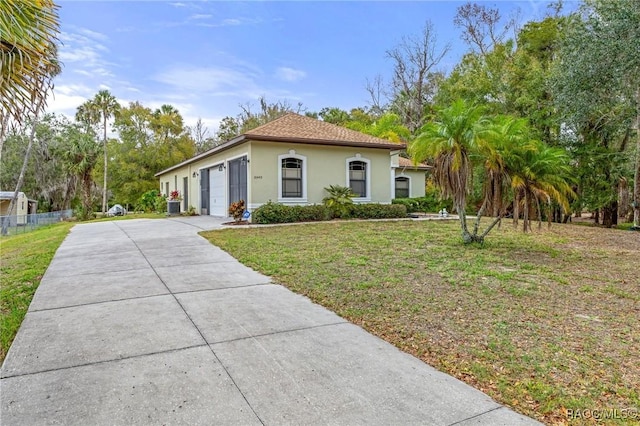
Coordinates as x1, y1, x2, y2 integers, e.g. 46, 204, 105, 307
155, 113, 428, 217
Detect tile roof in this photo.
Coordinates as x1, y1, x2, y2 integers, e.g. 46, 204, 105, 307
397, 157, 431, 170
244, 113, 405, 149
155, 113, 405, 176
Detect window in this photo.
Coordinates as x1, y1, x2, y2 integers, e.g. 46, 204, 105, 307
278, 152, 307, 202
165, 182, 169, 196
349, 161, 367, 198
282, 158, 303, 198
395, 177, 410, 198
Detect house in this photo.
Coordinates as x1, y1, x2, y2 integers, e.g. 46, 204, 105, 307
0, 191, 38, 225
155, 113, 428, 216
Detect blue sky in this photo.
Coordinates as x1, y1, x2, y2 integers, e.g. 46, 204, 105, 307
49, 0, 577, 133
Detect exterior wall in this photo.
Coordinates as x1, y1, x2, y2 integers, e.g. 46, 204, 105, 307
157, 140, 402, 215
249, 141, 393, 208
0, 193, 29, 225
0, 193, 28, 216
394, 169, 427, 198
156, 144, 251, 215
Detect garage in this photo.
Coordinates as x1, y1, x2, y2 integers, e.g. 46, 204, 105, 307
209, 165, 226, 216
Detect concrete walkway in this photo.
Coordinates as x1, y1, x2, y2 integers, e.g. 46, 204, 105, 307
1, 217, 540, 425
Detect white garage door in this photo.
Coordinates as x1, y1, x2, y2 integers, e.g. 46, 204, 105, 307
209, 166, 226, 216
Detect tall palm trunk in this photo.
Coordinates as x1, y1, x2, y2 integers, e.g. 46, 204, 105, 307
633, 89, 640, 229
523, 191, 530, 232
102, 116, 108, 214
82, 171, 93, 217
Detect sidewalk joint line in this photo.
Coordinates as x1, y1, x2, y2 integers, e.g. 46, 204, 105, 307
170, 282, 273, 295
41, 266, 148, 279
29, 292, 171, 313
447, 406, 505, 426
209, 321, 350, 346
114, 222, 266, 426
0, 344, 208, 380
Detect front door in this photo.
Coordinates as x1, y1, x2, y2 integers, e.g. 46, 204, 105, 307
209, 165, 226, 216
183, 177, 189, 211
200, 169, 209, 215
228, 156, 247, 206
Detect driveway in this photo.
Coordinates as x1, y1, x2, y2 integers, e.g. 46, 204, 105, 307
0, 217, 540, 425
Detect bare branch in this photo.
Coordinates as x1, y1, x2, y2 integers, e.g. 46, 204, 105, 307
385, 20, 450, 132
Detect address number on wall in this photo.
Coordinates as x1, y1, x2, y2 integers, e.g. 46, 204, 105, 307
253, 176, 263, 179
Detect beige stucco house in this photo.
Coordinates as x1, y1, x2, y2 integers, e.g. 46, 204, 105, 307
155, 113, 429, 216
0, 191, 37, 225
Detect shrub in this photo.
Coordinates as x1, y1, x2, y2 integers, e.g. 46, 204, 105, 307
348, 203, 407, 219
229, 200, 245, 222
253, 202, 331, 224
323, 185, 355, 218
137, 189, 167, 213
253, 202, 405, 224
392, 194, 451, 213
74, 205, 95, 221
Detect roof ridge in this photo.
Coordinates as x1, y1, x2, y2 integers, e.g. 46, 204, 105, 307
243, 112, 297, 136
243, 112, 402, 147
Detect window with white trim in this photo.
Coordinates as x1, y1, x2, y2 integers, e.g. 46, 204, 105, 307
395, 176, 410, 198
282, 157, 303, 198
348, 160, 367, 198
278, 152, 307, 202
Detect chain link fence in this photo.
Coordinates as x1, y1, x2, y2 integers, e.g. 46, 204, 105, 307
0, 210, 74, 236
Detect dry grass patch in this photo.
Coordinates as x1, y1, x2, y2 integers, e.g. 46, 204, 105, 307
202, 221, 639, 425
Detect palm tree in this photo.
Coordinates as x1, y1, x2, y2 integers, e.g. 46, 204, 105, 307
480, 115, 531, 218
508, 141, 575, 232
75, 100, 100, 133
152, 104, 184, 141
0, 0, 59, 234
0, 0, 59, 127
409, 99, 488, 243
58, 124, 101, 220
91, 90, 120, 214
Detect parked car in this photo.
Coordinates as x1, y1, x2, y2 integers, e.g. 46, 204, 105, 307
107, 204, 126, 217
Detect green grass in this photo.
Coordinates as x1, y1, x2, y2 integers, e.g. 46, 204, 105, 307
0, 222, 74, 363
201, 220, 640, 425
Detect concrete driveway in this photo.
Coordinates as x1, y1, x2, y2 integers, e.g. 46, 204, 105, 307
1, 217, 540, 425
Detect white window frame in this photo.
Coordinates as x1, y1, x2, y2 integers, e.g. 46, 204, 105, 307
346, 155, 371, 202
394, 174, 411, 198
278, 151, 307, 203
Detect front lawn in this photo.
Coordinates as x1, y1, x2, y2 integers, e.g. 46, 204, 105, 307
201, 220, 639, 425
0, 222, 74, 363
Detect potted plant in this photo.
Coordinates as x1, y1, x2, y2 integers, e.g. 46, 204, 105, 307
167, 190, 182, 215
228, 200, 246, 223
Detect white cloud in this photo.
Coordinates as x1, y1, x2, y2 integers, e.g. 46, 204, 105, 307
153, 65, 261, 97
58, 30, 114, 78
222, 18, 241, 26
275, 67, 306, 82
77, 28, 109, 42
190, 14, 212, 20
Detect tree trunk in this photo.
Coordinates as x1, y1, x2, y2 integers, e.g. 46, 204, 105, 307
83, 172, 92, 218
102, 117, 108, 214
1, 98, 45, 235
618, 178, 630, 219
633, 89, 640, 229
602, 201, 618, 228
513, 193, 520, 228
523, 192, 530, 232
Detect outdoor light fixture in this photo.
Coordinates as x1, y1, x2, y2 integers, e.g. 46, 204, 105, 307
218, 164, 224, 172
192, 172, 198, 178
